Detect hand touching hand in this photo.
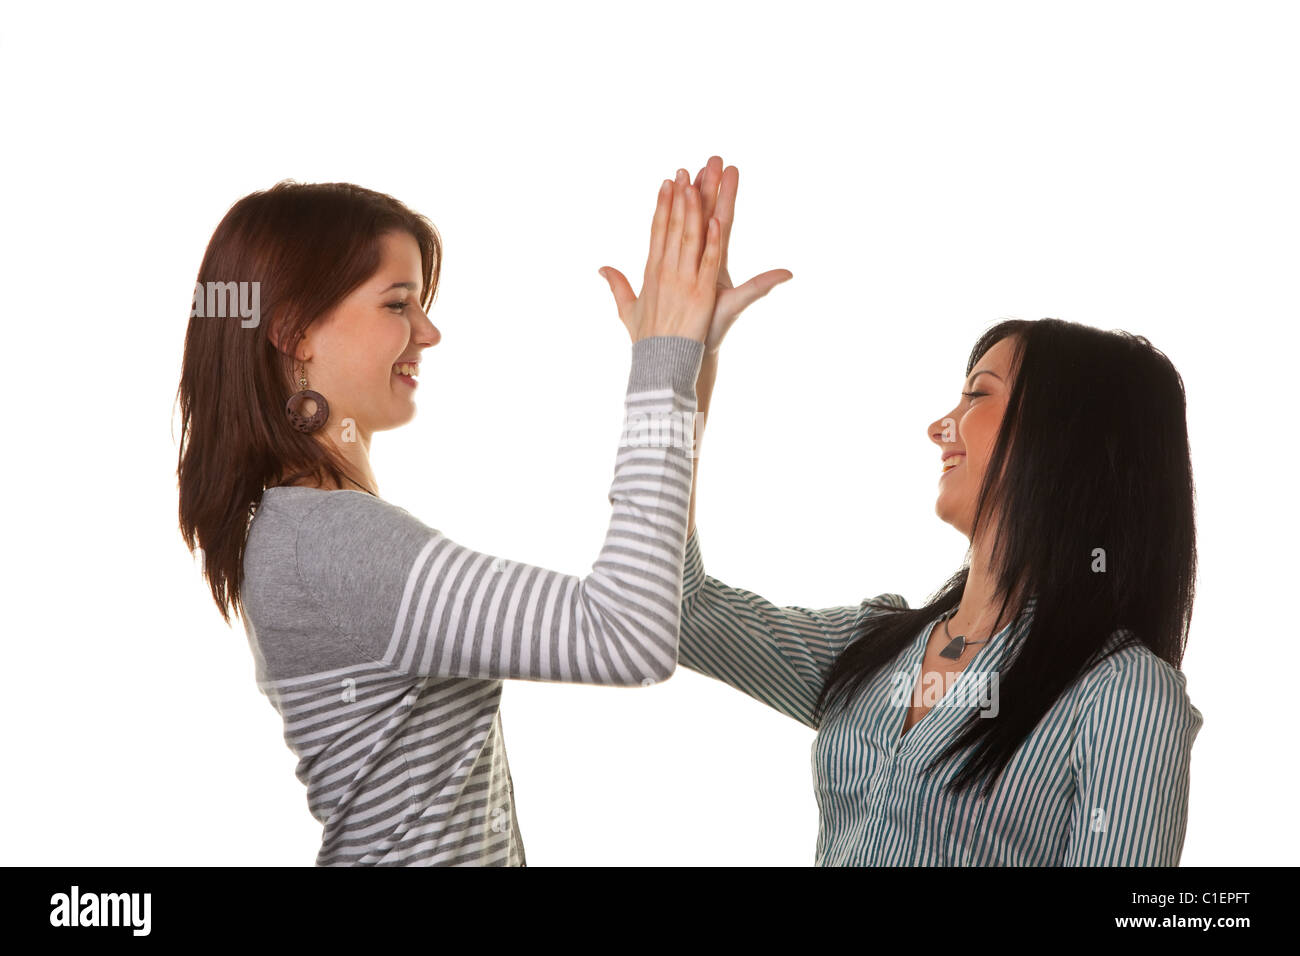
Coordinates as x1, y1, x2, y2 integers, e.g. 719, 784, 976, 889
600, 170, 722, 345
689, 157, 793, 355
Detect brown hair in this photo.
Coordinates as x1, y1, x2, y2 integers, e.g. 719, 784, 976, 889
175, 180, 442, 624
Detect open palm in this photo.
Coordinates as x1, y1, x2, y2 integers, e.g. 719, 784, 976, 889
690, 156, 792, 355
601, 156, 791, 356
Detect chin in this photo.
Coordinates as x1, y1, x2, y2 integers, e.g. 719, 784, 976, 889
361, 403, 416, 433
934, 496, 965, 531
380, 409, 417, 431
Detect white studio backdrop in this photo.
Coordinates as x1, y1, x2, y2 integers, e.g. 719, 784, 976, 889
0, 0, 1293, 865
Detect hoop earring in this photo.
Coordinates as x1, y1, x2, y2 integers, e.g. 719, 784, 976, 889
285, 362, 330, 434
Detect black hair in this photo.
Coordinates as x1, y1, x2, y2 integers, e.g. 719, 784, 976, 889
813, 318, 1196, 797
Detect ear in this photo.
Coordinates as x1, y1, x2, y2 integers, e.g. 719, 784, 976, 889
267, 317, 311, 363
266, 316, 288, 355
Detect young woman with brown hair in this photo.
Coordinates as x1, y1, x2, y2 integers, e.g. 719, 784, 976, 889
176, 159, 790, 864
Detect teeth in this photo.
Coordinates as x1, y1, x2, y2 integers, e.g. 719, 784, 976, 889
394, 363, 419, 377
942, 455, 964, 472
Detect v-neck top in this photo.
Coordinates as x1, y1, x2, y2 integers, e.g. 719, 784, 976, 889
677, 527, 1203, 866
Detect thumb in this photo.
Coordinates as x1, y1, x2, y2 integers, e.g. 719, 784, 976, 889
599, 267, 636, 327
729, 268, 793, 312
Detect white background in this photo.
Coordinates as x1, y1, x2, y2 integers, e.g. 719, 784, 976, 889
0, 0, 1292, 865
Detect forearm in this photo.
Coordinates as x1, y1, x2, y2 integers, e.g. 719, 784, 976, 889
687, 350, 719, 539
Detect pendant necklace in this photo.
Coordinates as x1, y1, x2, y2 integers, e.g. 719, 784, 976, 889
938, 607, 991, 661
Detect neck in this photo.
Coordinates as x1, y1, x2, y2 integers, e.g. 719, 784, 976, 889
277, 430, 380, 494
326, 429, 379, 494
952, 525, 1025, 642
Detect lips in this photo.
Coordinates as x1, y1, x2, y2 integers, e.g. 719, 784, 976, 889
941, 454, 965, 474
393, 363, 419, 389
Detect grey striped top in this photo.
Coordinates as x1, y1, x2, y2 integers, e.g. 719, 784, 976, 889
678, 528, 1204, 865
239, 334, 703, 865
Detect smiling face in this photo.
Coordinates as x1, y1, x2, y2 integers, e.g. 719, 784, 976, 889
294, 230, 440, 434
929, 334, 1019, 540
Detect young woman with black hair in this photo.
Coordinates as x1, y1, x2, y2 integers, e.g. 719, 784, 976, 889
677, 311, 1202, 866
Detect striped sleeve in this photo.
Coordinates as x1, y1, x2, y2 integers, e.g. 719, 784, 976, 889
293, 334, 704, 686
678, 525, 906, 729
1061, 652, 1204, 865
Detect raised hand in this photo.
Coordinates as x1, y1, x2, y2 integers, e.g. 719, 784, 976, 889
599, 170, 722, 345
689, 156, 793, 355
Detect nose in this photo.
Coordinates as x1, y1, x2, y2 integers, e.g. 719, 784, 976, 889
414, 306, 441, 348
928, 412, 958, 448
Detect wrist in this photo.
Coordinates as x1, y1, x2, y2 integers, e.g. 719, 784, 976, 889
696, 349, 719, 388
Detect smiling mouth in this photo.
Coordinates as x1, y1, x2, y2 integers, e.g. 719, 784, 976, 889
942, 454, 965, 474
393, 362, 419, 387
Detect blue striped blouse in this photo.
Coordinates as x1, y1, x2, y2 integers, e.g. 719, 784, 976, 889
678, 527, 1204, 866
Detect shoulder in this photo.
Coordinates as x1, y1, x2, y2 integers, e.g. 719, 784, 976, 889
266, 489, 435, 546
260, 486, 412, 521
1074, 634, 1203, 738
303, 492, 444, 571
256, 489, 444, 583
873, 592, 909, 609
857, 591, 909, 621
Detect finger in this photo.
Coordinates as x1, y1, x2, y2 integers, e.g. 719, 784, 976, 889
697, 156, 722, 224
695, 166, 712, 223
746, 268, 793, 295
712, 267, 790, 316
643, 179, 673, 285
679, 184, 705, 276
598, 267, 637, 328
695, 217, 722, 292
713, 165, 738, 276
663, 169, 688, 274
738, 268, 793, 303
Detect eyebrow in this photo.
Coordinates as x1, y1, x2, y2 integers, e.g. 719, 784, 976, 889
965, 369, 1003, 387
379, 281, 419, 294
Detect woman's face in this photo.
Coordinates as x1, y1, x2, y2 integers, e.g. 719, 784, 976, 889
296, 230, 440, 435
929, 335, 1018, 540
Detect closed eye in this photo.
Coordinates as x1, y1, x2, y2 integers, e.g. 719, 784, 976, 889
962, 390, 987, 400
386, 301, 408, 313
